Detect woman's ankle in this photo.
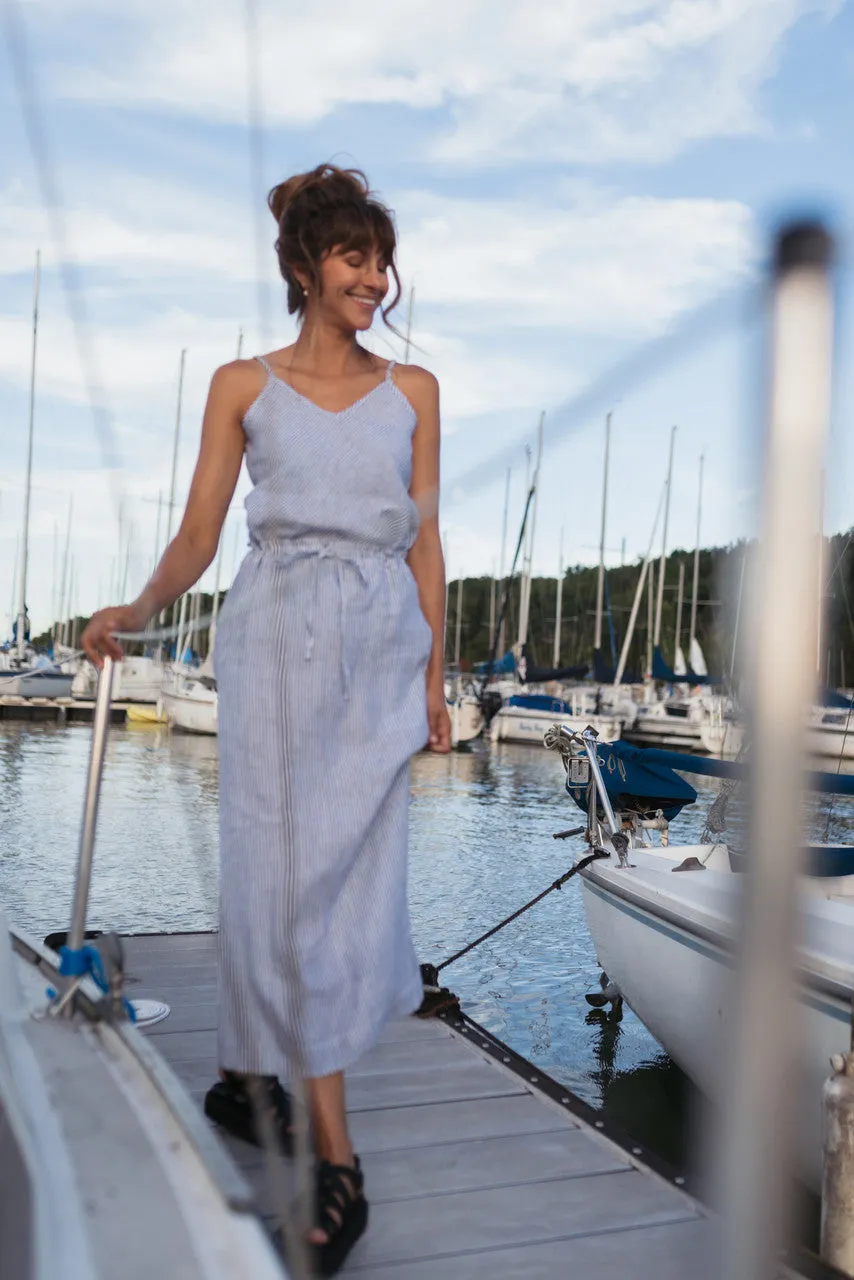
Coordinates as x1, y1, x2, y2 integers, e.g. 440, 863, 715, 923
316, 1139, 355, 1167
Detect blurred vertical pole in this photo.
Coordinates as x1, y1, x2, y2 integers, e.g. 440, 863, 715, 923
244, 0, 270, 346
717, 222, 835, 1280
817, 470, 826, 675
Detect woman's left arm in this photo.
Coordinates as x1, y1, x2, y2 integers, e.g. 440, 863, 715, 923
402, 365, 451, 753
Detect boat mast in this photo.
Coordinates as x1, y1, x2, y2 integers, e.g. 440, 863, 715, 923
594, 411, 612, 653
614, 485, 665, 686
165, 349, 186, 548
55, 495, 73, 647
516, 450, 532, 649
9, 535, 19, 643
519, 413, 544, 648
497, 467, 510, 654
689, 453, 704, 655
553, 528, 564, 668
673, 560, 685, 665
653, 424, 676, 650
453, 575, 463, 667
488, 559, 496, 652
50, 518, 58, 634
17, 251, 40, 660
646, 558, 655, 679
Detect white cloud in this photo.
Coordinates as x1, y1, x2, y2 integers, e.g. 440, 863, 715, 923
397, 189, 754, 334
0, 174, 754, 435
37, 0, 834, 165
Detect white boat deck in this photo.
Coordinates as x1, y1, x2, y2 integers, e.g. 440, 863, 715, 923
123, 931, 709, 1278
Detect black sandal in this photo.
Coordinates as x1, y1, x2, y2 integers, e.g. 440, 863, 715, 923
312, 1156, 369, 1276
203, 1071, 294, 1155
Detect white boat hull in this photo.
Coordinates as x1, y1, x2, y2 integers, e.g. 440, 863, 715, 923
161, 680, 218, 735
0, 669, 74, 699
490, 706, 621, 746
699, 714, 854, 760
580, 851, 853, 1190
0, 919, 285, 1279
449, 697, 483, 747
73, 656, 163, 704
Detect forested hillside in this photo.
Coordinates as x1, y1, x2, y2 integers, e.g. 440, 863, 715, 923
445, 531, 854, 687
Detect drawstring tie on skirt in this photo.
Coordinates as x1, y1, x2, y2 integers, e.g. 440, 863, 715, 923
251, 538, 399, 700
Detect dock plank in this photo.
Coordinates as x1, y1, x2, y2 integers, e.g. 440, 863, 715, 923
346, 1217, 709, 1279
346, 1169, 697, 1270
362, 1129, 628, 1202
124, 932, 705, 1278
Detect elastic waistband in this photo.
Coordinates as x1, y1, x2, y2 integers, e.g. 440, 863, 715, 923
249, 535, 407, 563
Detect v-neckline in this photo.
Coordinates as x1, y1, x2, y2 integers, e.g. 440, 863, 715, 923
268, 369, 389, 418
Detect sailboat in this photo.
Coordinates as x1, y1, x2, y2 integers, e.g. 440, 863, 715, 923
159, 591, 218, 736
1, 254, 73, 700
488, 418, 622, 746
160, 657, 218, 735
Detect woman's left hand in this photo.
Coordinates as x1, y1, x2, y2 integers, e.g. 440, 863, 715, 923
426, 683, 452, 753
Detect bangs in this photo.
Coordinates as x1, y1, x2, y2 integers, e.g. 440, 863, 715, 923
326, 204, 397, 265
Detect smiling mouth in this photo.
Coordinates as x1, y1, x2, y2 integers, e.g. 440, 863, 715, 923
347, 293, 378, 310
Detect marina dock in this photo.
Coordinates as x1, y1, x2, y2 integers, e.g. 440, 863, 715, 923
125, 931, 708, 1278
0, 696, 131, 723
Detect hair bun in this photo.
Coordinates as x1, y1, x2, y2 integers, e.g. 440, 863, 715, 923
268, 165, 371, 226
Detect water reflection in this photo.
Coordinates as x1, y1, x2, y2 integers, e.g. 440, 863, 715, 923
5, 725, 853, 1173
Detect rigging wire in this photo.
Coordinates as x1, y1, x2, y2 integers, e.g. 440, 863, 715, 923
2, 2, 124, 520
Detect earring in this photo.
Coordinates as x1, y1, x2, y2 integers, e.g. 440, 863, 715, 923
302, 286, 309, 298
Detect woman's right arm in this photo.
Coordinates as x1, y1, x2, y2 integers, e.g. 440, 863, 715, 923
81, 361, 257, 665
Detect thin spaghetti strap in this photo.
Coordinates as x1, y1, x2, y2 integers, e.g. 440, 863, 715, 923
255, 354, 275, 375
385, 360, 397, 381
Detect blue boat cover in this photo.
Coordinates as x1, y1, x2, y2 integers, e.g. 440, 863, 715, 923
474, 650, 516, 676
507, 694, 572, 714
565, 739, 697, 821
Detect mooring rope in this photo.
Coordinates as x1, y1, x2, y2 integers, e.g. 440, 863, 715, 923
428, 844, 609, 979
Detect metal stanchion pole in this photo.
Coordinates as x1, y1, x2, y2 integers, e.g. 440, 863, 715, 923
717, 223, 836, 1279
67, 656, 115, 955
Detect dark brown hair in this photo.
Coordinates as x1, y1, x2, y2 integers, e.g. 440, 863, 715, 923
268, 164, 401, 325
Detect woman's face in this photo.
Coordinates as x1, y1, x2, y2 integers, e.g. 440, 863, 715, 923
313, 243, 389, 331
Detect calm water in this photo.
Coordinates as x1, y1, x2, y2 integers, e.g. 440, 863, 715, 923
4, 720, 851, 1170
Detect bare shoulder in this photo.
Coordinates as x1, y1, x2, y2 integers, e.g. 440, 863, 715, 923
208, 357, 267, 419
393, 362, 439, 414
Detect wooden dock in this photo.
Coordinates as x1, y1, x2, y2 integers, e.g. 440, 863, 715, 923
123, 932, 709, 1278
0, 696, 131, 723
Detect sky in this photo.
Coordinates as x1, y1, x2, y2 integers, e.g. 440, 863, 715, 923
1, 0, 853, 635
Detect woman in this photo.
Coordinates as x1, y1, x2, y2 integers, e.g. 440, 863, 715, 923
82, 164, 451, 1275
